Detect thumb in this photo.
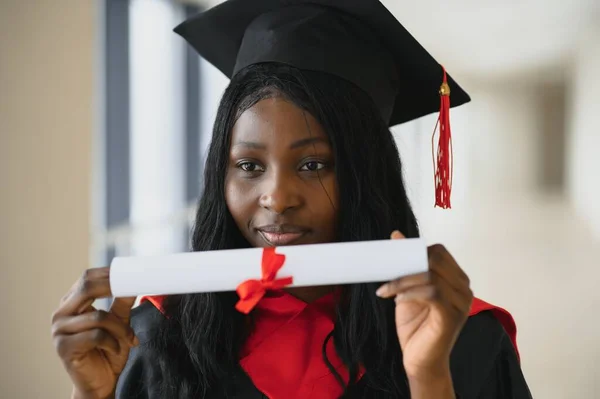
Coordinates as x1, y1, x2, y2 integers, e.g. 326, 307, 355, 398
109, 296, 137, 323
390, 230, 406, 240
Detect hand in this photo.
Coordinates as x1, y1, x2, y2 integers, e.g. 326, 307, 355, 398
376, 231, 473, 382
51, 267, 138, 399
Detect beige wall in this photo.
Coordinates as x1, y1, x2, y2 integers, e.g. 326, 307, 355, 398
395, 79, 600, 398
0, 1, 95, 398
567, 19, 600, 239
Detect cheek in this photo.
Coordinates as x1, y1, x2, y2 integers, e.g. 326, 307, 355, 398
311, 175, 339, 221
225, 174, 254, 222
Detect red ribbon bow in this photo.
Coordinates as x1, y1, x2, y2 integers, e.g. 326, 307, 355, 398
235, 247, 293, 314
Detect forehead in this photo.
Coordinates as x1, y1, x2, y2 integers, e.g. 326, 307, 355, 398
231, 97, 328, 146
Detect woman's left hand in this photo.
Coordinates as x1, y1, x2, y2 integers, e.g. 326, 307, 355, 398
376, 231, 473, 382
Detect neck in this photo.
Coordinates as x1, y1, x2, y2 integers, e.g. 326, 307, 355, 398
285, 285, 336, 303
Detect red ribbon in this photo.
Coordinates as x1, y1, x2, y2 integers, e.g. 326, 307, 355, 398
235, 247, 293, 314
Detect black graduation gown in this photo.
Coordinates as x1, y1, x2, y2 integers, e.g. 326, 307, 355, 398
116, 301, 532, 399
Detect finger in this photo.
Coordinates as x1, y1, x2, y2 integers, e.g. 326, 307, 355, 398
393, 283, 470, 321
376, 272, 431, 298
390, 230, 406, 240
59, 267, 112, 305
109, 296, 138, 324
52, 268, 112, 322
59, 279, 80, 306
427, 244, 470, 296
52, 310, 137, 346
54, 329, 121, 359
394, 284, 437, 303
430, 266, 473, 307
432, 274, 473, 314
428, 244, 470, 286
429, 261, 470, 298
388, 271, 472, 316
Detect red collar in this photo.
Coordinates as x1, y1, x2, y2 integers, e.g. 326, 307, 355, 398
238, 289, 361, 398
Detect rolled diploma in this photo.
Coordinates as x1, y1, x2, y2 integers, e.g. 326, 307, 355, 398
110, 238, 428, 297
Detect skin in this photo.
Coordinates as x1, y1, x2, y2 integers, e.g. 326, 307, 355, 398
51, 268, 137, 399
51, 96, 472, 399
226, 97, 338, 302
382, 231, 472, 398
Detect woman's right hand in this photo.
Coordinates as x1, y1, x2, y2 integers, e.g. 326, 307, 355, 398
51, 267, 138, 399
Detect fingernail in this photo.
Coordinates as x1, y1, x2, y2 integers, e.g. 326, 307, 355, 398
376, 285, 387, 297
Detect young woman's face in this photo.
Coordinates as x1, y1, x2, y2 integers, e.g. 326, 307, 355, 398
225, 96, 339, 248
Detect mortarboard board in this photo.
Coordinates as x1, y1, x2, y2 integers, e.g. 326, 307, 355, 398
173, 0, 469, 208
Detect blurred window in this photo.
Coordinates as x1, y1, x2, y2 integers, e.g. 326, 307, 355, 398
91, 0, 229, 277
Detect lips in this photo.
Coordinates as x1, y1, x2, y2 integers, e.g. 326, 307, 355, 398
256, 224, 309, 246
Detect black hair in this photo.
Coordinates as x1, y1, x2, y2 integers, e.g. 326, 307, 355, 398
151, 63, 420, 398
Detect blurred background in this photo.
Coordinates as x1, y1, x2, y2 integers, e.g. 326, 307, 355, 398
1, 0, 599, 397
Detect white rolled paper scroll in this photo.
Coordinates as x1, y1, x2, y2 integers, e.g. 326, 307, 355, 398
109, 238, 428, 297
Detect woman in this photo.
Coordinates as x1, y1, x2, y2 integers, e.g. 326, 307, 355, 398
51, 1, 531, 398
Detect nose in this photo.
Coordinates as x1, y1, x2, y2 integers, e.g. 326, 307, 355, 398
258, 170, 303, 215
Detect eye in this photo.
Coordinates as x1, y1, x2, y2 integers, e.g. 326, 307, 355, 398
300, 160, 327, 172
237, 161, 264, 173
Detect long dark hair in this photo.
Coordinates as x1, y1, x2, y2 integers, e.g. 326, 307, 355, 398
152, 63, 420, 398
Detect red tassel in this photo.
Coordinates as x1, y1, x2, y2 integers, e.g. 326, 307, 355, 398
432, 66, 453, 209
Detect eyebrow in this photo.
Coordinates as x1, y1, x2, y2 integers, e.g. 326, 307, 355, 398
289, 136, 329, 149
232, 141, 266, 150
232, 137, 329, 150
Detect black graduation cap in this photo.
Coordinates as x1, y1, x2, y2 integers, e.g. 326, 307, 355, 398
173, 0, 471, 128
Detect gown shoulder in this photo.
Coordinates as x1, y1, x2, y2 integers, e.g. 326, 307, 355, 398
450, 310, 532, 399
115, 301, 165, 399
115, 301, 263, 399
